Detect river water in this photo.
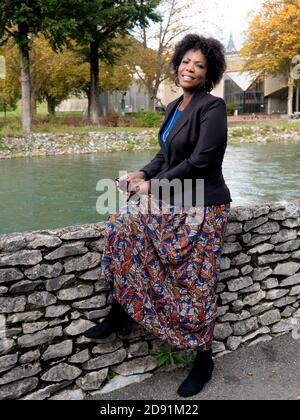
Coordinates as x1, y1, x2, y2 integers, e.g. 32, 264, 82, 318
0, 142, 299, 234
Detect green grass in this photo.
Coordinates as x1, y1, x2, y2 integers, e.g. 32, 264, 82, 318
228, 122, 300, 131
1, 101, 299, 139
227, 122, 300, 144
0, 101, 162, 136
150, 344, 195, 368
0, 115, 154, 136
1, 101, 48, 118
230, 127, 253, 139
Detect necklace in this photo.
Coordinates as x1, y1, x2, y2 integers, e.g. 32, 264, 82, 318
177, 100, 185, 111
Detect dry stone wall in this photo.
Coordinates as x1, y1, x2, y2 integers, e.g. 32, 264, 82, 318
0, 200, 300, 400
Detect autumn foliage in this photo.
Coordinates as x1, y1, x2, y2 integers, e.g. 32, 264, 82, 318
239, 0, 300, 115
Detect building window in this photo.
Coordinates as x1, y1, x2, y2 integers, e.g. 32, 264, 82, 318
224, 77, 265, 114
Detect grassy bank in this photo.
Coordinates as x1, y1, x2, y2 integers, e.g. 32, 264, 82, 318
1, 114, 300, 137
0, 106, 300, 159
228, 123, 300, 144
0, 102, 164, 136
0, 116, 156, 136
0, 130, 160, 159
1, 101, 300, 138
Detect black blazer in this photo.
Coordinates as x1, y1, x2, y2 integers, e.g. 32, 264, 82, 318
139, 84, 232, 207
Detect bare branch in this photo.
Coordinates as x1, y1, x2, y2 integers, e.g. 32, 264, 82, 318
4, 27, 16, 38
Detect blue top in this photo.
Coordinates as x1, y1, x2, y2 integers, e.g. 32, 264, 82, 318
161, 108, 183, 153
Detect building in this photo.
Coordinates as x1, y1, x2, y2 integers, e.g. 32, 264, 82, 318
56, 80, 151, 116
213, 34, 300, 116
213, 40, 267, 115
159, 34, 300, 116
57, 35, 299, 117
98, 80, 151, 116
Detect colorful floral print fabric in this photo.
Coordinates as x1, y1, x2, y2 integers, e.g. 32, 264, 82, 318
99, 197, 230, 351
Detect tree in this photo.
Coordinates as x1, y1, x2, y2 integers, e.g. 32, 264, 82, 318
0, 41, 20, 114
239, 0, 300, 116
30, 37, 90, 115
124, 35, 172, 110
40, 37, 135, 115
1, 35, 137, 117
131, 0, 219, 109
0, 1, 77, 132
71, 0, 160, 124
99, 38, 136, 93
0, 1, 160, 129
0, 1, 41, 132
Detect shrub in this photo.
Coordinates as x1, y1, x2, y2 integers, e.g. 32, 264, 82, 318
105, 112, 119, 127
132, 111, 164, 128
151, 343, 195, 368
226, 101, 235, 116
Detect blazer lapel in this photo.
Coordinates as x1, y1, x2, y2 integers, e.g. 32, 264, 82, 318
165, 107, 190, 149
158, 96, 183, 142
163, 86, 208, 153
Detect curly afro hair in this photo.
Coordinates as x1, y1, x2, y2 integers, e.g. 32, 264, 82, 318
170, 34, 227, 92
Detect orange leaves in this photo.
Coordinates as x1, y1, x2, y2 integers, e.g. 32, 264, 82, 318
239, 0, 300, 76
1, 34, 136, 105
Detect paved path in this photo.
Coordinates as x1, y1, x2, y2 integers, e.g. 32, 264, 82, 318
89, 334, 300, 401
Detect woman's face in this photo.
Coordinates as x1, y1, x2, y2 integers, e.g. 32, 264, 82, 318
177, 49, 208, 91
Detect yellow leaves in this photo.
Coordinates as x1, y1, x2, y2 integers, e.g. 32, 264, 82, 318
1, 34, 139, 104
1, 35, 92, 104
98, 36, 135, 93
100, 61, 132, 93
31, 36, 90, 95
120, 36, 173, 91
0, 43, 21, 106
240, 0, 300, 75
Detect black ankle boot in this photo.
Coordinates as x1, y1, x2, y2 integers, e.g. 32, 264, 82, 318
84, 298, 127, 339
177, 349, 214, 398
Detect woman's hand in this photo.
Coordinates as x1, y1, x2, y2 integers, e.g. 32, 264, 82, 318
133, 180, 151, 195
116, 171, 147, 195
120, 171, 146, 183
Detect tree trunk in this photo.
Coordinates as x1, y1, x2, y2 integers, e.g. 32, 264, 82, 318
87, 90, 91, 119
149, 86, 158, 112
46, 96, 56, 115
89, 40, 100, 125
20, 47, 31, 134
150, 95, 155, 112
31, 89, 37, 118
30, 49, 37, 118
82, 89, 90, 122
295, 87, 299, 113
287, 73, 294, 117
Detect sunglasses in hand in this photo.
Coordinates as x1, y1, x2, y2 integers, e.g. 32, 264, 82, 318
115, 177, 143, 196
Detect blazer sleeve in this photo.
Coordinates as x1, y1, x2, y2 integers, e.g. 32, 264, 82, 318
138, 147, 165, 181
151, 98, 227, 184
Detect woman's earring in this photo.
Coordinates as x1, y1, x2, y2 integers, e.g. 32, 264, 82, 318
175, 75, 180, 87
204, 79, 215, 92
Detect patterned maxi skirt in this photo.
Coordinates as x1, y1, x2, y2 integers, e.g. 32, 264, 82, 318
99, 195, 230, 351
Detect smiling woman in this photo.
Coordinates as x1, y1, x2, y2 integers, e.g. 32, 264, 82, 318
84, 33, 232, 399
177, 50, 208, 98
171, 33, 227, 95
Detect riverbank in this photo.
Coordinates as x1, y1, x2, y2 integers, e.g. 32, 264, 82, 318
0, 130, 158, 159
0, 124, 300, 159
228, 124, 300, 144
